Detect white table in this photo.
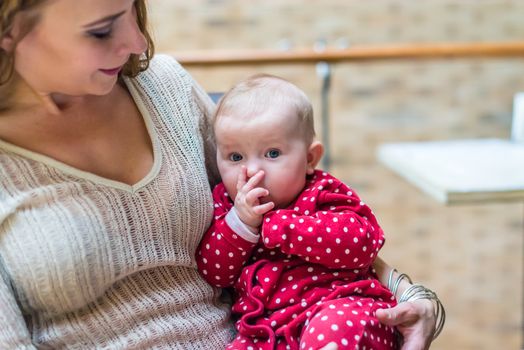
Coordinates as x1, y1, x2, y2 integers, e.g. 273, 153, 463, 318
377, 138, 524, 204
377, 137, 524, 346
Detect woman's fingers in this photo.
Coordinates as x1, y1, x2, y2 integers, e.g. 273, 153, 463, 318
376, 303, 418, 326
376, 300, 435, 350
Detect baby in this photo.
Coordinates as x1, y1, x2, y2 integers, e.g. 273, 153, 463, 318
197, 74, 397, 350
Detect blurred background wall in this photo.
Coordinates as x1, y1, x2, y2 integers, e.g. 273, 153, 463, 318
148, 1, 524, 349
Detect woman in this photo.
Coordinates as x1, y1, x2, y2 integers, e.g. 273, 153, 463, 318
0, 0, 440, 348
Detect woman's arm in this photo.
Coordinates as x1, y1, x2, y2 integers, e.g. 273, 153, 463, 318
373, 256, 414, 294
372, 256, 441, 350
0, 270, 37, 349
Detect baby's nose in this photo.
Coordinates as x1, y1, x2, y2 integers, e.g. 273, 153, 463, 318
246, 163, 262, 179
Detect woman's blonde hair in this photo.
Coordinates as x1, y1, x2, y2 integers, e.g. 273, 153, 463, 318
0, 0, 155, 107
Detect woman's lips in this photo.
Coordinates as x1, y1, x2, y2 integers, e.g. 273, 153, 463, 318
99, 66, 122, 76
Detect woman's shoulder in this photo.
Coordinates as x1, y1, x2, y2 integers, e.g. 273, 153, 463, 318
126, 54, 195, 100
149, 54, 181, 70
150, 54, 181, 67
141, 54, 190, 82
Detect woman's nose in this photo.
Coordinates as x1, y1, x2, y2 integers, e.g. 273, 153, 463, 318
122, 29, 147, 56
117, 14, 148, 56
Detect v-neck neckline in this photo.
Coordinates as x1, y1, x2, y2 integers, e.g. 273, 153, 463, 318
0, 77, 162, 194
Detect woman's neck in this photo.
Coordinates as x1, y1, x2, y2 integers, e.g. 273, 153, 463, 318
7, 75, 91, 116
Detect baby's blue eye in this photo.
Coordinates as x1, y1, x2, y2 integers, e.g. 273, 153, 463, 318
265, 149, 280, 159
229, 153, 243, 162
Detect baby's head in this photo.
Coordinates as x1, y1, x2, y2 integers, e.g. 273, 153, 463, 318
214, 74, 324, 209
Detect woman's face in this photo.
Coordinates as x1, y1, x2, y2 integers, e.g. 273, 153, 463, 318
12, 0, 147, 97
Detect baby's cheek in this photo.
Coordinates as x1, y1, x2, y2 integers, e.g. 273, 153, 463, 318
223, 184, 237, 201
220, 175, 238, 199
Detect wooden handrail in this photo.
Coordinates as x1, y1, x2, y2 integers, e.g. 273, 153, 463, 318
172, 41, 524, 66
173, 41, 524, 172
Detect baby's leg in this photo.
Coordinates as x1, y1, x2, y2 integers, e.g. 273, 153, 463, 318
300, 297, 398, 350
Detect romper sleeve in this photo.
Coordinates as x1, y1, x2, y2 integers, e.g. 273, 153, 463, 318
196, 184, 259, 288
260, 173, 384, 270
0, 268, 37, 349
191, 78, 221, 188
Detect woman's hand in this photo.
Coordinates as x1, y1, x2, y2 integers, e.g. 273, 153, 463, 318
376, 298, 436, 350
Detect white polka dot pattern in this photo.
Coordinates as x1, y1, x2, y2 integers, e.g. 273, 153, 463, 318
197, 170, 395, 349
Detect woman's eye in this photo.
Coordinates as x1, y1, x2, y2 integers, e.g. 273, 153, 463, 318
229, 153, 243, 162
265, 149, 280, 159
88, 28, 113, 40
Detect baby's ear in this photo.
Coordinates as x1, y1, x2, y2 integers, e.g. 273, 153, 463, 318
306, 141, 324, 175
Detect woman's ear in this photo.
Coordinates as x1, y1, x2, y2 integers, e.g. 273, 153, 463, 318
306, 141, 324, 175
1, 34, 15, 52
1, 15, 23, 52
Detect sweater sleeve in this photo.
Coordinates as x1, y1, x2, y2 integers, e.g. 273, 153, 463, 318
260, 173, 384, 270
196, 184, 258, 288
0, 270, 36, 349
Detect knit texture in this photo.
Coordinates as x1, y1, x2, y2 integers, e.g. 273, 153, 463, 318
0, 55, 234, 349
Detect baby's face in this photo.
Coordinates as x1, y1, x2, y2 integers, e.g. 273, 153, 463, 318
215, 105, 312, 209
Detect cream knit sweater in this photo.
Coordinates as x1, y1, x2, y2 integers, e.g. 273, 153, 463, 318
0, 55, 233, 349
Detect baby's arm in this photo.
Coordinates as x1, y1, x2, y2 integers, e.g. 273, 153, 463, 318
196, 169, 274, 287
196, 185, 258, 288
261, 177, 384, 270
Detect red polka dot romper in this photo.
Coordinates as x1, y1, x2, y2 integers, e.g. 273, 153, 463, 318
197, 170, 398, 350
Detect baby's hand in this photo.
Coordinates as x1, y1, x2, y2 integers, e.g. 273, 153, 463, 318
234, 167, 275, 228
